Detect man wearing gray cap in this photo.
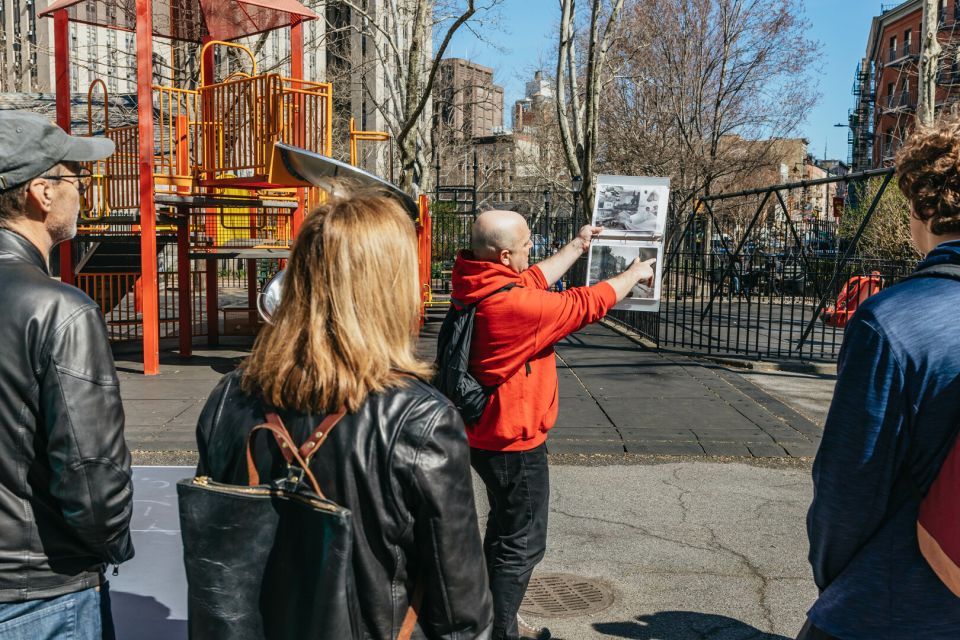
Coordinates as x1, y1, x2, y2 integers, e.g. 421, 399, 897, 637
0, 111, 133, 639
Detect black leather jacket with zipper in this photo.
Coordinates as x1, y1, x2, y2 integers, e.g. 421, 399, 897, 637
0, 229, 134, 602
195, 369, 494, 640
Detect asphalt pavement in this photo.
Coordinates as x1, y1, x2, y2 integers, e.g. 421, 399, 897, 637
109, 321, 839, 639
114, 322, 828, 463
114, 462, 817, 640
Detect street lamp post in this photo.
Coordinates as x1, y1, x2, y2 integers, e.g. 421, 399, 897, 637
571, 175, 583, 229
543, 188, 552, 242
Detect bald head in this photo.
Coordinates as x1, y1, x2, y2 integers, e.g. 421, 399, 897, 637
471, 210, 528, 258
470, 210, 532, 273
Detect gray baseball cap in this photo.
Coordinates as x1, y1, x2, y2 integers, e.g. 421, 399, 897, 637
0, 110, 115, 190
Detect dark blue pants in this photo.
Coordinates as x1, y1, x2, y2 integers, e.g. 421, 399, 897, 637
0, 582, 114, 640
471, 444, 549, 640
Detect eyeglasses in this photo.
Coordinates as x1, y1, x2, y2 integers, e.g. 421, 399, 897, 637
39, 173, 92, 197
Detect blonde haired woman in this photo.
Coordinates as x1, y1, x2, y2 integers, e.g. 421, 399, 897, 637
195, 193, 493, 639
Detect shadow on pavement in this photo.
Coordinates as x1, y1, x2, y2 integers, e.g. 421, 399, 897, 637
112, 591, 187, 640
114, 351, 244, 376
593, 610, 791, 639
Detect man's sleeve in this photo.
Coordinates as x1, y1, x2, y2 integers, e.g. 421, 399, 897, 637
520, 265, 550, 290
807, 314, 908, 591
40, 305, 134, 565
531, 282, 618, 352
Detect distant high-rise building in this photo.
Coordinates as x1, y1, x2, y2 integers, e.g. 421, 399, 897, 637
433, 57, 504, 142
0, 0, 139, 94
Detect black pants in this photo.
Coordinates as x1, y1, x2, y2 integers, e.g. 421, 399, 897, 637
470, 444, 550, 640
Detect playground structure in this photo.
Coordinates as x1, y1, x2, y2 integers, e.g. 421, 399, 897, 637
38, 0, 433, 375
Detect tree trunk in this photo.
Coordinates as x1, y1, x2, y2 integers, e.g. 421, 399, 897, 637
919, 0, 941, 126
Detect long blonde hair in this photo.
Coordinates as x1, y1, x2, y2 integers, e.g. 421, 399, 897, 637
241, 192, 430, 412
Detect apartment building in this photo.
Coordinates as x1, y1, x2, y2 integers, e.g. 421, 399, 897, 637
849, 0, 960, 169
513, 70, 552, 134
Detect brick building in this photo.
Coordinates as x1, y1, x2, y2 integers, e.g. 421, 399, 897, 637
849, 0, 960, 170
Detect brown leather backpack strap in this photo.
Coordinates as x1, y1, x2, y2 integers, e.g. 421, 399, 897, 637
245, 415, 324, 497
397, 579, 423, 640
298, 408, 347, 464
245, 421, 297, 485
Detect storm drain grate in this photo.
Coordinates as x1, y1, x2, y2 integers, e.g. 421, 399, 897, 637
519, 573, 615, 618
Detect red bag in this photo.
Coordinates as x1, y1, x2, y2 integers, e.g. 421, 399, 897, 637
904, 263, 960, 597
918, 445, 960, 597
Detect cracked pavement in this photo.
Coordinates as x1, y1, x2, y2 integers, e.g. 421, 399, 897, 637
114, 321, 830, 638
501, 462, 816, 639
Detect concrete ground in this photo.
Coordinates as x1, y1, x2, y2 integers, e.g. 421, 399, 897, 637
116, 461, 815, 640
736, 369, 836, 428
109, 321, 840, 639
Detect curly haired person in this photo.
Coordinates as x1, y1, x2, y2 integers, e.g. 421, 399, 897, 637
800, 114, 960, 639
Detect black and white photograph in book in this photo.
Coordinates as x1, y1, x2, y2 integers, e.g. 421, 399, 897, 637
587, 242, 662, 311
592, 179, 667, 235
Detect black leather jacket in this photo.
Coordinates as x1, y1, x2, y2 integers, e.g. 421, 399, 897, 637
196, 370, 493, 640
0, 230, 134, 602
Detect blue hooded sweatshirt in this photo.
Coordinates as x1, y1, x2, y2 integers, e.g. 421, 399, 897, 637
808, 240, 960, 638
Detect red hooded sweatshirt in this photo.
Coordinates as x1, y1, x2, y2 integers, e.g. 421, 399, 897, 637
451, 251, 617, 451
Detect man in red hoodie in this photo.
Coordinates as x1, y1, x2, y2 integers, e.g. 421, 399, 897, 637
453, 209, 655, 640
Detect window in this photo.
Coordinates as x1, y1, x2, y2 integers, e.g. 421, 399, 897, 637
905, 29, 912, 54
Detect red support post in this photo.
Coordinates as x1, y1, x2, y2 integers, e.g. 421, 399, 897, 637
53, 10, 74, 286
417, 194, 432, 321
134, 0, 159, 375
291, 20, 306, 237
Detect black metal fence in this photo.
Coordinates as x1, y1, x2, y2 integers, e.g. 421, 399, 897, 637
431, 186, 582, 294
432, 167, 915, 362
610, 167, 919, 361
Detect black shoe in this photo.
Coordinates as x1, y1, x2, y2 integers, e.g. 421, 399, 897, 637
517, 614, 551, 640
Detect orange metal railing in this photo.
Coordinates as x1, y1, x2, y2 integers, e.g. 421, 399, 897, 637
153, 85, 202, 190
190, 207, 294, 250
349, 116, 390, 167
197, 73, 282, 183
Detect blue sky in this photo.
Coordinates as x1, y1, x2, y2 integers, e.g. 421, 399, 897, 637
445, 0, 885, 164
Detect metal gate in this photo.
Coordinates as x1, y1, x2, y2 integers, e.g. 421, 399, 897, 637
610, 167, 919, 361
430, 186, 581, 295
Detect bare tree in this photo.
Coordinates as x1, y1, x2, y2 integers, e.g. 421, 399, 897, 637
555, 0, 626, 223
599, 0, 818, 222
332, 0, 504, 194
